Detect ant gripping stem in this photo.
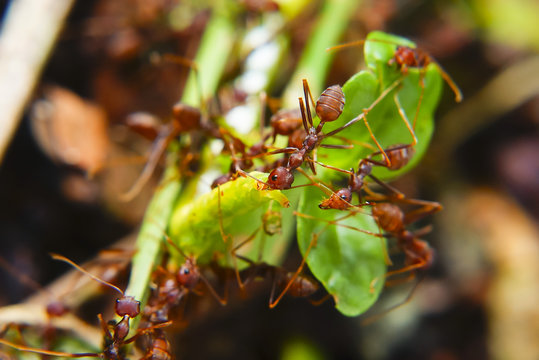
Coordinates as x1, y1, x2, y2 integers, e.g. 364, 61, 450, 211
163, 234, 228, 306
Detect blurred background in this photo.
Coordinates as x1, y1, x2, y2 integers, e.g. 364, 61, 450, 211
0, 0, 538, 359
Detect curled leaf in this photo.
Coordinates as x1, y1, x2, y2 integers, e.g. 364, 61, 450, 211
169, 172, 290, 265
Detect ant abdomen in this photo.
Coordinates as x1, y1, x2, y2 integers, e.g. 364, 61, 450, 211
371, 202, 404, 234
270, 108, 303, 136
384, 144, 415, 170
315, 85, 345, 123
283, 273, 319, 298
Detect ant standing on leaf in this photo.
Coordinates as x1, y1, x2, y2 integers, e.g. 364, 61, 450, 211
258, 75, 406, 190
318, 142, 416, 210
327, 35, 462, 165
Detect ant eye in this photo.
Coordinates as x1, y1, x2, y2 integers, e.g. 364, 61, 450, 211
182, 268, 190, 275
340, 195, 347, 200
271, 174, 278, 181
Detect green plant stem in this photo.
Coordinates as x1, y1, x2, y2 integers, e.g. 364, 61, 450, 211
282, 0, 361, 107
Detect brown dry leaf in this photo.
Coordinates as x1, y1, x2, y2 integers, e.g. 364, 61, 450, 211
31, 86, 109, 174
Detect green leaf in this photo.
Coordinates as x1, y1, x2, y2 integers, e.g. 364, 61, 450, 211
296, 31, 444, 316
169, 172, 291, 266
297, 186, 385, 317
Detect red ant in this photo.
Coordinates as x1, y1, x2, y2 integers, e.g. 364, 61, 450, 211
318, 143, 415, 210
236, 253, 324, 308
0, 254, 170, 359
162, 234, 228, 306
328, 36, 462, 165
213, 191, 326, 307
369, 196, 442, 278
139, 328, 173, 360
120, 54, 224, 201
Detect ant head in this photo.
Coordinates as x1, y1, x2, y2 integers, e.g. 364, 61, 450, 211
46, 300, 69, 318
176, 257, 201, 290
392, 46, 417, 67
115, 296, 141, 318
172, 102, 201, 132
267, 167, 294, 190
319, 188, 352, 210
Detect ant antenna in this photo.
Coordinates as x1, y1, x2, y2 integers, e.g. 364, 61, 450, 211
158, 53, 206, 112
50, 253, 124, 297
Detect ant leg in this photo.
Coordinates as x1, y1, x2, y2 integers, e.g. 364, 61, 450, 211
362, 274, 423, 326
120, 121, 180, 202
333, 136, 377, 151
298, 97, 311, 132
234, 168, 274, 191
198, 274, 228, 306
251, 147, 297, 159
162, 232, 227, 305
326, 39, 367, 53
362, 112, 391, 167
398, 198, 442, 225
230, 228, 261, 291
393, 92, 417, 145
385, 258, 427, 280
302, 79, 315, 129
359, 77, 406, 165
364, 174, 406, 199
431, 60, 463, 102
293, 211, 380, 237
309, 293, 332, 306
0, 338, 97, 358
97, 313, 113, 340
268, 232, 319, 308
293, 167, 336, 196
412, 70, 425, 131
310, 159, 353, 175
217, 184, 231, 243
374, 220, 393, 266
321, 77, 402, 141
319, 143, 354, 149
302, 79, 317, 114
160, 53, 205, 112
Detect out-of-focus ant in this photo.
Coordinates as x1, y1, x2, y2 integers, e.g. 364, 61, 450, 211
120, 54, 223, 201
139, 328, 173, 360
369, 196, 442, 278
0, 254, 171, 359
